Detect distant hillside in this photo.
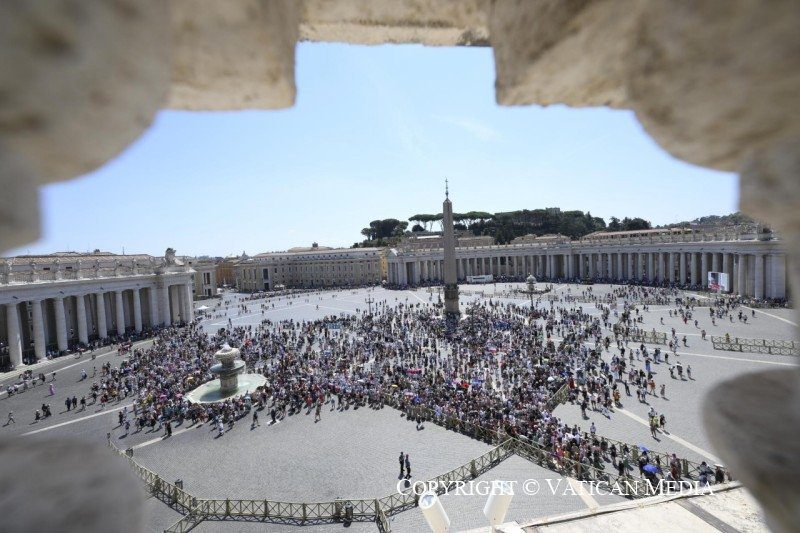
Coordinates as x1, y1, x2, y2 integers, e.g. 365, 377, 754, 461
352, 209, 752, 248
668, 212, 756, 227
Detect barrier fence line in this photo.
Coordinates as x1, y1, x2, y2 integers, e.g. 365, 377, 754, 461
711, 335, 798, 356
108, 435, 513, 532
384, 392, 727, 490
110, 388, 729, 531
541, 386, 731, 484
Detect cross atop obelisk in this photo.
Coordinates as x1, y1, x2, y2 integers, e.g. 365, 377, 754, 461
442, 179, 460, 324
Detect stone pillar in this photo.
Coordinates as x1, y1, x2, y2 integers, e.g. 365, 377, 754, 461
53, 296, 68, 353
659, 253, 666, 283
754, 254, 764, 299
5, 303, 22, 368
31, 299, 46, 360
95, 292, 108, 339
184, 283, 194, 322
639, 252, 646, 280
147, 287, 159, 326
770, 255, 787, 299
114, 291, 125, 335
701, 253, 708, 288
722, 253, 730, 281
76, 294, 89, 345
678, 252, 686, 284
132, 289, 142, 332
647, 253, 654, 281
161, 285, 172, 325
738, 254, 748, 296
669, 253, 676, 282
626, 253, 634, 281
690, 252, 698, 286
712, 252, 720, 273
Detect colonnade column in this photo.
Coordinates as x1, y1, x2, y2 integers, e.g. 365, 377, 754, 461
5, 303, 22, 367
667, 253, 674, 282
114, 291, 125, 335
53, 296, 68, 352
722, 253, 731, 285
184, 283, 194, 322
648, 253, 655, 282
737, 254, 748, 296
770, 255, 786, 299
712, 253, 720, 273
690, 253, 698, 286
638, 252, 645, 280
96, 292, 108, 339
701, 253, 708, 288
76, 295, 89, 345
148, 288, 159, 326
161, 285, 172, 325
626, 253, 633, 281
678, 253, 686, 284
754, 254, 764, 299
31, 299, 46, 359
132, 289, 143, 332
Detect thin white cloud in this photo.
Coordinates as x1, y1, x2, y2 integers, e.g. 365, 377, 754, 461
437, 115, 502, 142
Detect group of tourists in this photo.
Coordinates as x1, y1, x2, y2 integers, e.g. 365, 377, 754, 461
51, 283, 718, 487
0, 282, 730, 490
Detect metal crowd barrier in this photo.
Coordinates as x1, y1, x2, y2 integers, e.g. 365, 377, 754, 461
110, 389, 727, 532
711, 336, 798, 356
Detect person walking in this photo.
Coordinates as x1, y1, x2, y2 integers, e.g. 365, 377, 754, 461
399, 452, 405, 477
315, 401, 322, 422
6, 412, 14, 425
252, 410, 260, 428
405, 453, 411, 479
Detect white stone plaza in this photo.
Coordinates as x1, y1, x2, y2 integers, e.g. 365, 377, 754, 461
0, 282, 789, 532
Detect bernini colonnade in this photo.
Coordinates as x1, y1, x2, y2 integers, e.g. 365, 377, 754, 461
0, 254, 194, 368
388, 230, 787, 300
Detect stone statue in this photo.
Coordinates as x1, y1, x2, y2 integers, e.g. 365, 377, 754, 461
163, 248, 184, 267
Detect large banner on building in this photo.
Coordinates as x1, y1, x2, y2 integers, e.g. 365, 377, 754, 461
708, 272, 730, 292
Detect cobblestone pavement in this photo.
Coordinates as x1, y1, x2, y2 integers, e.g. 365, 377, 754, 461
1, 284, 794, 532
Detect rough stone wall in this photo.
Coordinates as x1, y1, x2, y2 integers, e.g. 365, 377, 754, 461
0, 1, 799, 530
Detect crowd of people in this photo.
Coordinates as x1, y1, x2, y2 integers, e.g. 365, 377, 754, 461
63, 284, 723, 486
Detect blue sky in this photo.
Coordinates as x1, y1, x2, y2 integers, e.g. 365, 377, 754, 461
13, 43, 737, 257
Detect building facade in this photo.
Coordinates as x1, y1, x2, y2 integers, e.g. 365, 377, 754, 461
186, 258, 218, 299
216, 257, 240, 287
0, 251, 194, 369
235, 245, 383, 291
386, 227, 789, 300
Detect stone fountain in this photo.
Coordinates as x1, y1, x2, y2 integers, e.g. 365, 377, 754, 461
186, 344, 267, 404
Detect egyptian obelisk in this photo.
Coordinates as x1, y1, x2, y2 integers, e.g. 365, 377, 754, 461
442, 180, 460, 322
